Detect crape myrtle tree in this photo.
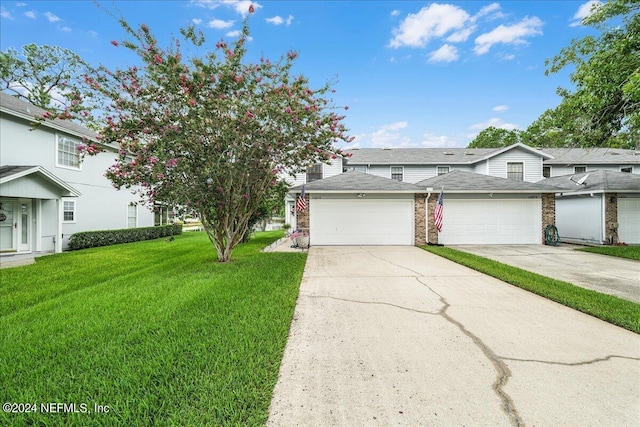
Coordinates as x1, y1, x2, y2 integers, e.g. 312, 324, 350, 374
79, 7, 352, 262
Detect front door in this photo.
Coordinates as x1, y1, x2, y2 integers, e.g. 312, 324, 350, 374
0, 199, 16, 252
0, 199, 31, 253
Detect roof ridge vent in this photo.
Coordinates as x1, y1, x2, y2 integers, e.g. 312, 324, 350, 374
443, 152, 454, 155
383, 147, 392, 150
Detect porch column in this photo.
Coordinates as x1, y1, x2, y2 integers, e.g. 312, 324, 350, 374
414, 193, 427, 245
604, 193, 618, 244
55, 198, 63, 253
541, 193, 556, 244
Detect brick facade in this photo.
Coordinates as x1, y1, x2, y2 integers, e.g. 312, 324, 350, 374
426, 193, 439, 245
414, 194, 427, 245
296, 193, 310, 235
541, 193, 556, 244
604, 193, 618, 244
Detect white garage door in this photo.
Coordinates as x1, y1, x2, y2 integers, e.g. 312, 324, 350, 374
438, 199, 541, 244
310, 198, 413, 245
619, 198, 640, 244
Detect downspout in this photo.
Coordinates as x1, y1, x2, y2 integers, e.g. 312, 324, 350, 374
601, 193, 606, 245
56, 198, 63, 253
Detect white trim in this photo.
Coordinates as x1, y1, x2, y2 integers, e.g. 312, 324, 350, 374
56, 199, 62, 253
506, 161, 525, 181
436, 165, 450, 175
36, 199, 42, 252
127, 203, 138, 228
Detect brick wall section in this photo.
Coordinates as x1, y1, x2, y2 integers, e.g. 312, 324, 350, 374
541, 193, 556, 244
296, 193, 310, 235
427, 193, 439, 245
604, 193, 618, 244
414, 194, 427, 245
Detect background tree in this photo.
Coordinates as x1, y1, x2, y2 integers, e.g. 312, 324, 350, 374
0, 44, 98, 126
467, 126, 522, 148
79, 12, 351, 262
542, 0, 639, 148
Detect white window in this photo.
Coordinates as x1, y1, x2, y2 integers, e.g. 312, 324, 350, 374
127, 204, 137, 228
63, 200, 76, 223
391, 166, 403, 181
306, 164, 323, 182
507, 162, 524, 181
543, 166, 551, 178
57, 135, 81, 169
345, 166, 367, 173
437, 166, 450, 176
621, 166, 633, 173
574, 165, 587, 174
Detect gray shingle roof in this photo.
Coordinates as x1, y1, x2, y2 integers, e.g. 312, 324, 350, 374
290, 170, 421, 192
0, 91, 98, 142
543, 147, 640, 165
0, 165, 36, 180
539, 170, 640, 192
344, 143, 552, 165
416, 170, 559, 193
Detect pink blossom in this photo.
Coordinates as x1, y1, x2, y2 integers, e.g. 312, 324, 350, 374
42, 111, 52, 119
166, 158, 178, 168
188, 98, 196, 106
246, 111, 254, 119
249, 4, 255, 13
344, 105, 350, 110
111, 40, 119, 47
285, 107, 292, 114
154, 54, 163, 64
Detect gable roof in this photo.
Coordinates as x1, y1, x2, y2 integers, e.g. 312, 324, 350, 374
543, 147, 640, 165
344, 143, 552, 166
416, 170, 559, 193
0, 91, 99, 143
539, 170, 640, 193
0, 165, 81, 197
290, 170, 421, 193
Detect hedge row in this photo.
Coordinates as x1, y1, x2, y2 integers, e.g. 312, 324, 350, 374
68, 223, 183, 251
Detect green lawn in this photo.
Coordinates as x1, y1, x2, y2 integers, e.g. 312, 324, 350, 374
421, 246, 640, 334
576, 245, 640, 261
0, 231, 306, 426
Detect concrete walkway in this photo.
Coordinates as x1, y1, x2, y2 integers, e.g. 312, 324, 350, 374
451, 244, 640, 303
267, 246, 640, 427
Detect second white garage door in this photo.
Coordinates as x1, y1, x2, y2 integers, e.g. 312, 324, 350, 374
310, 198, 413, 245
619, 197, 640, 244
438, 199, 541, 245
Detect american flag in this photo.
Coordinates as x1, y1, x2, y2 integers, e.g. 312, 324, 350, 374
296, 185, 307, 212
434, 189, 444, 232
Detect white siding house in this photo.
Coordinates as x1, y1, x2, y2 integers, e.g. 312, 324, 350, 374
0, 92, 154, 256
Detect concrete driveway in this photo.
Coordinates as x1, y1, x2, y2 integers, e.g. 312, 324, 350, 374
451, 245, 640, 303
267, 246, 640, 427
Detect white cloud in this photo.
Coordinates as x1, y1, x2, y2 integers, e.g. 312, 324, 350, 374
474, 16, 543, 55
225, 29, 241, 37
389, 3, 470, 48
0, 7, 12, 19
207, 18, 234, 29
570, 1, 602, 27
16, 2, 27, 6
421, 131, 463, 148
390, 9, 400, 17
24, 10, 35, 19
192, 18, 202, 25
472, 3, 503, 21
446, 26, 475, 43
492, 105, 509, 112
470, 117, 519, 131
428, 44, 458, 63
266, 14, 293, 26
61, 26, 71, 32
358, 121, 414, 148
43, 11, 61, 22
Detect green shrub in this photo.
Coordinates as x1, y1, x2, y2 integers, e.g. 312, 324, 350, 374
68, 223, 183, 250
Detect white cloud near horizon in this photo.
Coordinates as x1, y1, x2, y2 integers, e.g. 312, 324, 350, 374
429, 44, 458, 62
470, 117, 519, 131
358, 121, 414, 148
24, 10, 35, 19
192, 0, 262, 16
570, 1, 602, 27
421, 131, 464, 148
492, 105, 509, 112
474, 16, 543, 55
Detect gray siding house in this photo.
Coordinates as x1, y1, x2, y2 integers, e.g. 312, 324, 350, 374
0, 92, 154, 256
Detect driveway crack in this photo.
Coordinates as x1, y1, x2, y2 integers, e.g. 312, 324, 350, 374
417, 277, 524, 427
500, 355, 640, 366
304, 294, 440, 315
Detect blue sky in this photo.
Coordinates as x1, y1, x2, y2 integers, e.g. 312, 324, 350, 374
0, 0, 601, 148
